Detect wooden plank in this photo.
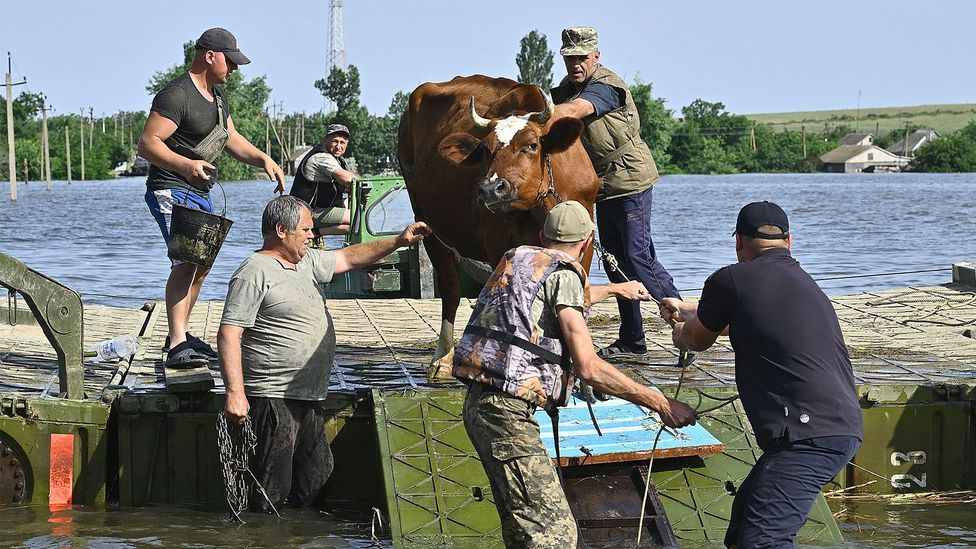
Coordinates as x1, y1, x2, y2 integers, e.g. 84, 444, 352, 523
537, 395, 725, 466
162, 362, 215, 393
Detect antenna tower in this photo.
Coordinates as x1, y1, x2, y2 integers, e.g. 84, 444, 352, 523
326, 0, 347, 112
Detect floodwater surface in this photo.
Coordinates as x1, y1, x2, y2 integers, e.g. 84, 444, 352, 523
1, 172, 975, 547
1, 172, 974, 307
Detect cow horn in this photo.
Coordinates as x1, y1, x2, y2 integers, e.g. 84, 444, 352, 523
529, 92, 555, 125
469, 97, 492, 128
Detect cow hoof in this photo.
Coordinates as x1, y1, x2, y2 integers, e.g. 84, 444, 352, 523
427, 351, 455, 382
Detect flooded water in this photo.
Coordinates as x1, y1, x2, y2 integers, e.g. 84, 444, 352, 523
3, 499, 975, 548
2, 173, 976, 547
1, 172, 974, 308
0, 505, 389, 548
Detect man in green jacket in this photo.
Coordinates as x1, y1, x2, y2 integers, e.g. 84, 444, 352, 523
552, 27, 680, 360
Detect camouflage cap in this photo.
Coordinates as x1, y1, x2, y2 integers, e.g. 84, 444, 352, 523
560, 27, 599, 56
326, 123, 350, 138
544, 201, 594, 243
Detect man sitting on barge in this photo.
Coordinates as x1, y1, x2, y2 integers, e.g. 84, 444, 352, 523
217, 195, 430, 512
453, 200, 698, 548
659, 201, 863, 548
288, 123, 359, 235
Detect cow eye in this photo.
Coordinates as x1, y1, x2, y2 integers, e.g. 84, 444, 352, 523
523, 142, 539, 153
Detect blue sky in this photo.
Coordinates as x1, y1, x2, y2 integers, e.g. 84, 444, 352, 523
1, 0, 974, 119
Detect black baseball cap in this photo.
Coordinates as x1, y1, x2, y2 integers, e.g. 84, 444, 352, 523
195, 28, 250, 66
735, 201, 790, 239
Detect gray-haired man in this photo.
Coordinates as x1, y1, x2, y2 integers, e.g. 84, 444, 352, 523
552, 27, 681, 361
217, 195, 430, 511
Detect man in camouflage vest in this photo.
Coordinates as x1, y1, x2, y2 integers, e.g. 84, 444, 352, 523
454, 201, 697, 548
552, 27, 681, 360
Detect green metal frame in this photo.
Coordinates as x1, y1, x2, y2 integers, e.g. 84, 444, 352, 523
373, 389, 504, 546
0, 251, 84, 399
0, 396, 110, 505
371, 387, 849, 546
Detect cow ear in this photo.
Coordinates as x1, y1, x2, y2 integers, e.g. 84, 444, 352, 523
439, 133, 484, 166
541, 118, 584, 154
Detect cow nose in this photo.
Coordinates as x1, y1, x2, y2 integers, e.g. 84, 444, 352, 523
478, 177, 514, 206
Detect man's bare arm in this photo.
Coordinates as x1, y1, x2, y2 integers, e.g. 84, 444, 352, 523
217, 324, 249, 423
557, 305, 697, 428
555, 98, 596, 120
333, 222, 431, 274
589, 280, 652, 304
659, 298, 722, 351
224, 116, 285, 193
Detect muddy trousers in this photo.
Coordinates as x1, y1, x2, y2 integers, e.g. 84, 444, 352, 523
249, 397, 335, 513
462, 383, 577, 549
725, 435, 861, 548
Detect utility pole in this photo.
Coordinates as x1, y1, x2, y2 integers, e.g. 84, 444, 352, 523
6, 52, 28, 201
40, 97, 52, 191
801, 125, 807, 158
64, 125, 72, 184
78, 110, 85, 180
22, 157, 28, 185
88, 107, 94, 149
749, 123, 756, 152
903, 124, 910, 158
264, 114, 270, 156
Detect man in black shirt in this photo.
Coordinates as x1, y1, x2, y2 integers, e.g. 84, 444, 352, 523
139, 27, 285, 368
659, 201, 863, 548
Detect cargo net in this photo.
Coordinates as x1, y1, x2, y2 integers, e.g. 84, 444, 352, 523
216, 413, 281, 522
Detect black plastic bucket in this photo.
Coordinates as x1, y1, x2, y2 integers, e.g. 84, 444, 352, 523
167, 182, 234, 268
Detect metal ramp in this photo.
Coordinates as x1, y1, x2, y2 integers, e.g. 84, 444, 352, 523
372, 388, 846, 546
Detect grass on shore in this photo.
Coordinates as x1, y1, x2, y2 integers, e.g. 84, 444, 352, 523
745, 104, 976, 135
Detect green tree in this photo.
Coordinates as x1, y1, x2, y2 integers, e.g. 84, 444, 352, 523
311, 65, 401, 174
629, 78, 675, 170
12, 92, 44, 122
315, 65, 362, 112
387, 91, 409, 121
668, 99, 752, 173
912, 121, 976, 172
516, 30, 555, 90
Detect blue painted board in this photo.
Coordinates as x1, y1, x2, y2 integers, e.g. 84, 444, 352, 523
536, 391, 724, 466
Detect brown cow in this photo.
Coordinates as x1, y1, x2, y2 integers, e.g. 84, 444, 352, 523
397, 75, 600, 378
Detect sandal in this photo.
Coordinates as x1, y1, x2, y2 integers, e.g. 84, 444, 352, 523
163, 333, 218, 358
165, 342, 210, 369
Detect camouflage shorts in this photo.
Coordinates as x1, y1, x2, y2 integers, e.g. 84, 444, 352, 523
463, 383, 577, 549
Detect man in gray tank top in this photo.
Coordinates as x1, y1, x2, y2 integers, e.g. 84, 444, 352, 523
138, 27, 285, 368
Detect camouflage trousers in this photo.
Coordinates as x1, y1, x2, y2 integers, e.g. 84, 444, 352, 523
463, 383, 577, 549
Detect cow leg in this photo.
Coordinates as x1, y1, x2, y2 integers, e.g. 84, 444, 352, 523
423, 231, 462, 381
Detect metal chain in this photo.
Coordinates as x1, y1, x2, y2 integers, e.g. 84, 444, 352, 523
216, 412, 282, 522
217, 412, 255, 521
